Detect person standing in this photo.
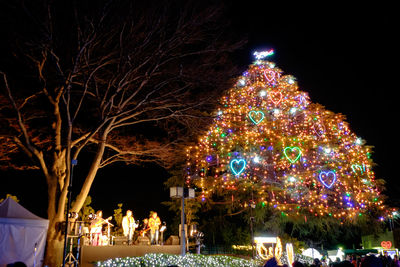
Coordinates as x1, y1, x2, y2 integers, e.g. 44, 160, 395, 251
90, 210, 104, 246
321, 258, 328, 267
122, 210, 137, 245
391, 255, 400, 267
140, 218, 150, 238
148, 212, 161, 245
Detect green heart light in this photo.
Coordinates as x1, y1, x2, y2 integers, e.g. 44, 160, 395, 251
284, 146, 302, 163
248, 110, 265, 125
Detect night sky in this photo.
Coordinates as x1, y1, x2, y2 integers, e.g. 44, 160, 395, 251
1, 2, 398, 226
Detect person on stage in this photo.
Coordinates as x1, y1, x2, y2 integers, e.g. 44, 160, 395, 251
139, 218, 150, 239
122, 210, 137, 245
90, 210, 112, 246
90, 210, 104, 246
148, 211, 161, 245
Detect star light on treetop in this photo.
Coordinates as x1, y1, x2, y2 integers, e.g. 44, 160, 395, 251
253, 49, 274, 60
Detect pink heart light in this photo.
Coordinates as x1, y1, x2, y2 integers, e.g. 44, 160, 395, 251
264, 69, 276, 82
381, 241, 392, 249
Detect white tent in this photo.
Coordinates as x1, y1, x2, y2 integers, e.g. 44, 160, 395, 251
0, 197, 49, 267
302, 248, 322, 259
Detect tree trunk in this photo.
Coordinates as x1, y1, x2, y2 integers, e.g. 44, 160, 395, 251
44, 178, 64, 266
44, 218, 64, 267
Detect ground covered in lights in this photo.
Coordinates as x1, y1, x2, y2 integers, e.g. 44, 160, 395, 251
96, 253, 263, 267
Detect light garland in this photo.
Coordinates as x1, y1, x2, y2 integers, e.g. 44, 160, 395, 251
186, 58, 389, 220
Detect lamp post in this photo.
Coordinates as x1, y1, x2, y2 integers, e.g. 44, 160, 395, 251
170, 186, 195, 256
250, 189, 255, 259
250, 207, 255, 259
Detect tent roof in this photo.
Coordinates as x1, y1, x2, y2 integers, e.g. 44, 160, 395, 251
0, 197, 46, 220
327, 250, 339, 256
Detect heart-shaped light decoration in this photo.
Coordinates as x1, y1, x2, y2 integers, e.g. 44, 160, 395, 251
319, 170, 337, 188
283, 146, 302, 163
230, 159, 246, 176
248, 111, 265, 125
381, 241, 392, 249
270, 90, 282, 105
264, 69, 276, 82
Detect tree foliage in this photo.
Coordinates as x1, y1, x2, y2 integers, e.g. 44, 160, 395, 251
71, 195, 95, 221
0, 194, 20, 203
113, 203, 124, 236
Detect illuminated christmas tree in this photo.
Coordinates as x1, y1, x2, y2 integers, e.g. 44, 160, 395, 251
186, 50, 389, 221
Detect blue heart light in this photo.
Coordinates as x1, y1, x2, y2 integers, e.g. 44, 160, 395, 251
230, 159, 247, 176
319, 170, 336, 188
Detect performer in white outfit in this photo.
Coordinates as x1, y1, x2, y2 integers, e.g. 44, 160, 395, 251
122, 210, 137, 245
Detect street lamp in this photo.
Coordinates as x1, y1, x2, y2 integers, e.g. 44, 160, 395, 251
170, 187, 195, 256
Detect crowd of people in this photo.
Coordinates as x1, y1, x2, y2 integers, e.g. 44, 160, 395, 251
264, 253, 400, 267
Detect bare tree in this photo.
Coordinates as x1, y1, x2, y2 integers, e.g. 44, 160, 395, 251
0, 0, 243, 265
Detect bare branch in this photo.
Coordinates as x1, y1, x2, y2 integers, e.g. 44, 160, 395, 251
1, 72, 47, 171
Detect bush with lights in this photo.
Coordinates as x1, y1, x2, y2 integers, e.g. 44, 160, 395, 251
96, 253, 261, 267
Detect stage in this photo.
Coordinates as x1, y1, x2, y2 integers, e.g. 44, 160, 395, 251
80, 245, 181, 267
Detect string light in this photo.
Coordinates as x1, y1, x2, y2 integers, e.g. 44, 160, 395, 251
97, 253, 261, 267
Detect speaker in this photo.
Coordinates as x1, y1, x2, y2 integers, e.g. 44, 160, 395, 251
81, 236, 90, 246
114, 236, 128, 245
165, 235, 180, 245
137, 236, 150, 245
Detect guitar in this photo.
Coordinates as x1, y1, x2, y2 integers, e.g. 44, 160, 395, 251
92, 216, 112, 228
139, 227, 150, 236
103, 216, 113, 224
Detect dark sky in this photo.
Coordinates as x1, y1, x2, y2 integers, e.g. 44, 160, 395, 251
1, 2, 398, 223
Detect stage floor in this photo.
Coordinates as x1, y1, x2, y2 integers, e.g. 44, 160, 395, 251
80, 245, 181, 267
